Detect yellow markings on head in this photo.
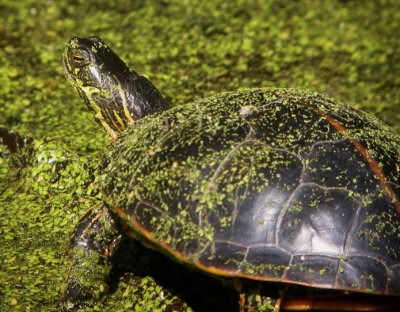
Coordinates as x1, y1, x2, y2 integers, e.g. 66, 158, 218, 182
67, 63, 135, 137
71, 69, 100, 104
113, 74, 136, 124
76, 83, 122, 137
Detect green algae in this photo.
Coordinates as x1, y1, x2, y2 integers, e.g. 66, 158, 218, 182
1, 0, 400, 311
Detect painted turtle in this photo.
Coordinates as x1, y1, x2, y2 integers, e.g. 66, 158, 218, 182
61, 37, 400, 311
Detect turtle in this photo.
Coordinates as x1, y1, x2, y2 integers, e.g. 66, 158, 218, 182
61, 36, 400, 311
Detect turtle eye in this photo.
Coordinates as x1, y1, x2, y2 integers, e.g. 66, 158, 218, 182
69, 49, 91, 67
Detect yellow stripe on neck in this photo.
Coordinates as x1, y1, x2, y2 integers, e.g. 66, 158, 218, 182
113, 74, 135, 124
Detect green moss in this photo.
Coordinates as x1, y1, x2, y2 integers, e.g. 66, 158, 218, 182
1, 0, 400, 311
105, 275, 192, 312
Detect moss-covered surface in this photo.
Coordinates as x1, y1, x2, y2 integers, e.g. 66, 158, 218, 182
101, 88, 400, 295
0, 0, 399, 311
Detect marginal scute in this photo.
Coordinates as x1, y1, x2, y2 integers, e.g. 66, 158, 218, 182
199, 241, 247, 271
100, 88, 400, 295
337, 256, 387, 293
242, 246, 291, 277
285, 255, 340, 287
388, 264, 400, 294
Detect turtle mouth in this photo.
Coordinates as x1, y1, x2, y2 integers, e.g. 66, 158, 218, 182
62, 57, 78, 93
62, 57, 96, 118
62, 56, 82, 95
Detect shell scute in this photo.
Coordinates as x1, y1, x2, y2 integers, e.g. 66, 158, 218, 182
277, 184, 361, 255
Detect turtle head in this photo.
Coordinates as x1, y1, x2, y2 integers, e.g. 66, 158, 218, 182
63, 37, 169, 138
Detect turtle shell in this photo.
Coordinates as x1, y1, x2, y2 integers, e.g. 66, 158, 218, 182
100, 88, 400, 296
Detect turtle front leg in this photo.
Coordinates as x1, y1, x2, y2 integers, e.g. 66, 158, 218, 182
60, 203, 120, 311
